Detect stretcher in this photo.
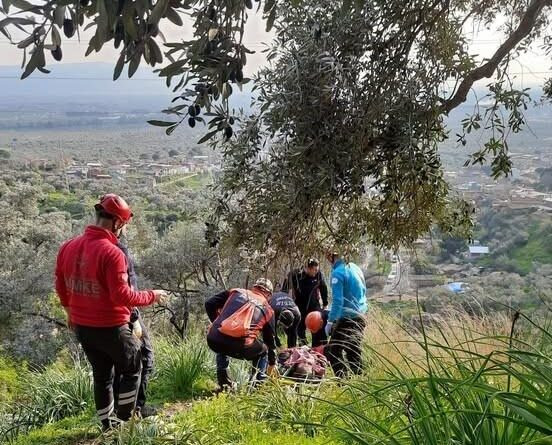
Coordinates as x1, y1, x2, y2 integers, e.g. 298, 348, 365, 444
276, 346, 328, 385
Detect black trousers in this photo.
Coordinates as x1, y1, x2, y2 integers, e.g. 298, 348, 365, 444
207, 334, 269, 382
326, 316, 366, 377
276, 318, 300, 349
113, 317, 153, 410
208, 334, 267, 368
75, 324, 142, 428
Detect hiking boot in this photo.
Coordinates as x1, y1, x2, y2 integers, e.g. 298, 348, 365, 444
101, 416, 124, 432
136, 405, 158, 418
217, 369, 234, 391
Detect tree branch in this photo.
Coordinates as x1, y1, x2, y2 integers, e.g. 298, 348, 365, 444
22, 311, 67, 329
441, 0, 551, 114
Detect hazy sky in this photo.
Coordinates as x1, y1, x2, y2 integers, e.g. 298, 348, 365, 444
0, 10, 549, 88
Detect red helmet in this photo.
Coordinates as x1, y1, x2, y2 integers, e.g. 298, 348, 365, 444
305, 311, 324, 333
95, 194, 133, 223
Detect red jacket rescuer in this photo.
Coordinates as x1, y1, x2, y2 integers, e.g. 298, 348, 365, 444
55, 225, 155, 327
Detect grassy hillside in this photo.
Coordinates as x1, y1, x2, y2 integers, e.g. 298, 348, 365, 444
509, 223, 552, 274
2, 309, 551, 445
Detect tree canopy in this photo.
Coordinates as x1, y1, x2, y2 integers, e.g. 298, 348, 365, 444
2, 0, 552, 259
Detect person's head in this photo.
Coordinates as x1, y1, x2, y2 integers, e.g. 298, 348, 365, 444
325, 251, 340, 265
253, 277, 274, 298
304, 258, 320, 277
279, 309, 295, 330
94, 194, 133, 238
305, 311, 324, 333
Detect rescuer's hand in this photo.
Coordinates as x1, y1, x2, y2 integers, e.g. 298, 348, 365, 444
64, 307, 73, 330
325, 321, 333, 337
153, 290, 168, 305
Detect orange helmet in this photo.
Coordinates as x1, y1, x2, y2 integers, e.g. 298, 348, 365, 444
305, 311, 324, 333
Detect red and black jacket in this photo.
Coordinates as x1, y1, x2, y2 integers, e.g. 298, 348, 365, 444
205, 288, 277, 365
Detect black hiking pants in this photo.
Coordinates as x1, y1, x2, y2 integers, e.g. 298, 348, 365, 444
326, 316, 366, 377
207, 334, 268, 380
75, 324, 142, 428
113, 317, 153, 411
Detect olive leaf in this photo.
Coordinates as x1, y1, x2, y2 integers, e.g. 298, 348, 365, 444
113, 51, 125, 80
51, 25, 61, 47
148, 120, 178, 127
148, 0, 168, 25
165, 7, 182, 26
53, 5, 65, 27
128, 50, 141, 78
21, 44, 45, 79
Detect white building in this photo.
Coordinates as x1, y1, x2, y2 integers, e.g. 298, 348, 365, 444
468, 246, 489, 258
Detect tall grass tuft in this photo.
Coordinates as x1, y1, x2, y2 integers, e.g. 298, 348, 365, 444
27, 359, 93, 423
155, 336, 211, 399
248, 380, 326, 437
319, 308, 552, 445
0, 358, 93, 442
95, 417, 193, 445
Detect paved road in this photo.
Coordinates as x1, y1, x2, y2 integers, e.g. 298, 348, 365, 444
383, 252, 410, 296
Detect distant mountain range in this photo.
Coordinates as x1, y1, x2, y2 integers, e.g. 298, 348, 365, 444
0, 62, 254, 113
1, 62, 551, 131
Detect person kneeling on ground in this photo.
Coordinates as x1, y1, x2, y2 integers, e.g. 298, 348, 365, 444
269, 291, 301, 348
325, 252, 367, 377
205, 278, 278, 390
55, 194, 167, 430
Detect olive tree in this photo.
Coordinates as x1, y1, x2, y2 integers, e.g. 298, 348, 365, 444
2, 0, 552, 257
0, 179, 74, 364
211, 0, 552, 259
139, 221, 249, 337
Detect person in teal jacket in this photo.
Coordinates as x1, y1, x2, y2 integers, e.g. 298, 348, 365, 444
325, 252, 367, 377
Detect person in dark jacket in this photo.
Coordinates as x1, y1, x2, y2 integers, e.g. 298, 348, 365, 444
269, 291, 301, 348
113, 242, 156, 419
283, 258, 328, 345
55, 194, 166, 430
205, 278, 277, 390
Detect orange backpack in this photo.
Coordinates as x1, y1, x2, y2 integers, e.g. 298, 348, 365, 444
218, 289, 269, 339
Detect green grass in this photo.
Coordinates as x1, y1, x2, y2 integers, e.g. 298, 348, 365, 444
5, 310, 552, 445
156, 173, 212, 193
41, 192, 87, 217
150, 336, 213, 402
174, 392, 332, 445
510, 225, 552, 274
0, 358, 93, 442
180, 173, 212, 190
0, 356, 23, 405
9, 412, 97, 445
480, 221, 552, 275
